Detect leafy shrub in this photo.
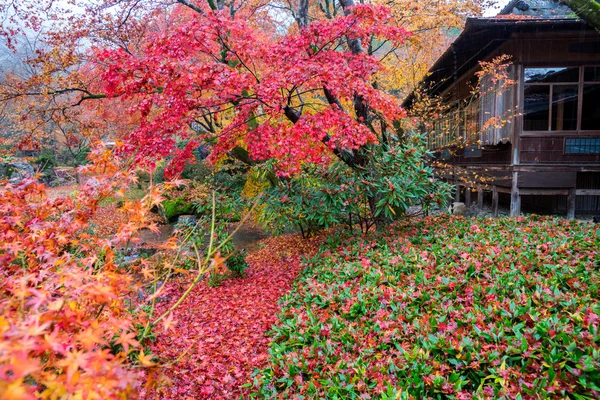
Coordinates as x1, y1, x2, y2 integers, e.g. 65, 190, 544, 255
72, 146, 91, 166
152, 161, 167, 183
35, 150, 57, 171
254, 134, 451, 236
254, 216, 600, 398
226, 249, 248, 277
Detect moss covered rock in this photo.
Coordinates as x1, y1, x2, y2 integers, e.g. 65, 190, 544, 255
159, 197, 195, 222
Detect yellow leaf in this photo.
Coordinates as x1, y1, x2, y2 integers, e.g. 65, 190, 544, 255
138, 351, 155, 367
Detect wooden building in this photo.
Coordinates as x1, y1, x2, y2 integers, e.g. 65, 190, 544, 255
403, 0, 600, 217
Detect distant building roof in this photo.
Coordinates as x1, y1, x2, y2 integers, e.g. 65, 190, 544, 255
499, 0, 576, 17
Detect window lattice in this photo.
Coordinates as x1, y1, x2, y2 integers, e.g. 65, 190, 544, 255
564, 138, 600, 154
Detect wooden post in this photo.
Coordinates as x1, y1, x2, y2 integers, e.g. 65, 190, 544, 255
465, 187, 471, 208
492, 185, 499, 217
477, 187, 484, 211
510, 171, 520, 217
567, 188, 576, 220
455, 184, 461, 202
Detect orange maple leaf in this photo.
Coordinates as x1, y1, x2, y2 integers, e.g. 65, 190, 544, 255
137, 351, 156, 367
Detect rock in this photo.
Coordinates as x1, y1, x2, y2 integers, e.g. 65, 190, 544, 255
138, 247, 158, 257
0, 161, 35, 183
157, 198, 195, 222
177, 214, 197, 225
449, 202, 468, 216
123, 255, 140, 264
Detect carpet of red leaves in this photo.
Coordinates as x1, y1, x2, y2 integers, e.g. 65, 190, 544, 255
146, 233, 323, 399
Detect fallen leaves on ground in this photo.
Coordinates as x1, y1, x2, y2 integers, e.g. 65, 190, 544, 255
90, 204, 129, 237
254, 216, 600, 398
145, 232, 323, 399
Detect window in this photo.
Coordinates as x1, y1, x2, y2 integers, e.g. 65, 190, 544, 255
523, 66, 600, 132
582, 67, 600, 130
565, 138, 600, 154
551, 85, 578, 130
428, 100, 482, 153
524, 67, 579, 83
479, 65, 515, 144
523, 85, 550, 130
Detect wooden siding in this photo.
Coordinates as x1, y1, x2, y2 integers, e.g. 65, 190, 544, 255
520, 136, 600, 164
434, 143, 512, 165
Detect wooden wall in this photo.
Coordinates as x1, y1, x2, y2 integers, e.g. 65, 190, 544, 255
520, 137, 600, 164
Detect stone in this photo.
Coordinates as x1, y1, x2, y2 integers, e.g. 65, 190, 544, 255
177, 214, 197, 225
449, 202, 468, 216
138, 247, 158, 257
0, 161, 35, 183
157, 198, 195, 222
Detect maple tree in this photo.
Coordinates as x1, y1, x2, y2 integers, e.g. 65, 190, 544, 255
0, 152, 150, 398
0, 0, 487, 235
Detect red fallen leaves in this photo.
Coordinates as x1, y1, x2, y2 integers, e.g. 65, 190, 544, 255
145, 233, 323, 399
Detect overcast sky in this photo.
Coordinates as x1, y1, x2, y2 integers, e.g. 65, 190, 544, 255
485, 0, 512, 16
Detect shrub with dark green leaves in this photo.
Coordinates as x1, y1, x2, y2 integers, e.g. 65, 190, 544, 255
255, 135, 451, 236
226, 249, 248, 277
253, 216, 600, 399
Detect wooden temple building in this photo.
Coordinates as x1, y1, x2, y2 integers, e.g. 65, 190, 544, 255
403, 0, 600, 217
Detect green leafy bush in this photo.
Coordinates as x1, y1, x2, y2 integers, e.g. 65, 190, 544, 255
226, 249, 248, 277
253, 216, 600, 398
255, 134, 451, 236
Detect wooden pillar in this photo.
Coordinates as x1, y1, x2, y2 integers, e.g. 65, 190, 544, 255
567, 188, 576, 220
455, 184, 461, 202
492, 185, 499, 217
510, 171, 520, 217
477, 187, 484, 211
465, 187, 471, 208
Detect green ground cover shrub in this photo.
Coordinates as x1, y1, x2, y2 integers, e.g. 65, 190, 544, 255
253, 216, 600, 399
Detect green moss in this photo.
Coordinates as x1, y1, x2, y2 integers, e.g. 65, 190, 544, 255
160, 198, 195, 221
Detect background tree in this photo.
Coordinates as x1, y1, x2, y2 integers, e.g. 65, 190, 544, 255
563, 0, 600, 30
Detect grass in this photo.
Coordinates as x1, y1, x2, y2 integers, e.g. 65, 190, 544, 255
253, 216, 600, 399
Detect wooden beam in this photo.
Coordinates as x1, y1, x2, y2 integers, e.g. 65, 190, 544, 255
454, 165, 600, 173
576, 189, 600, 196
519, 188, 569, 196
514, 165, 600, 173
478, 187, 484, 211
510, 171, 520, 217
465, 188, 471, 208
492, 186, 499, 217
520, 131, 600, 137
495, 186, 511, 194
567, 188, 576, 220
455, 184, 461, 202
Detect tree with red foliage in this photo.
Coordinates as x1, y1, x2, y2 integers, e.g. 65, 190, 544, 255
1, 0, 482, 177
96, 0, 410, 177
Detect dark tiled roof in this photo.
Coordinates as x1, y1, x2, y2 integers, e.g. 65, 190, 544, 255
402, 17, 590, 109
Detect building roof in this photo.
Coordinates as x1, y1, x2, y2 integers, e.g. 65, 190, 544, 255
499, 0, 576, 17
401, 16, 591, 109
